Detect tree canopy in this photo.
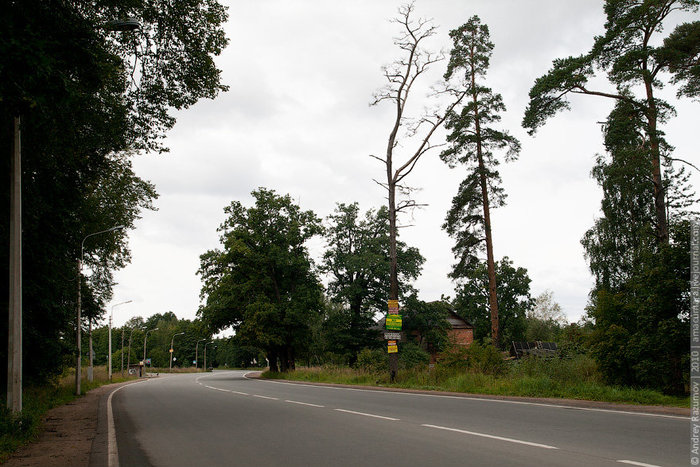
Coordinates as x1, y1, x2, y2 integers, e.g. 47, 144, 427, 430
1, 0, 228, 384
320, 203, 424, 363
197, 189, 324, 372
452, 257, 533, 347
523, 0, 700, 244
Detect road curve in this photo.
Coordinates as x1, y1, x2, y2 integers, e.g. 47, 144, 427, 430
108, 370, 687, 467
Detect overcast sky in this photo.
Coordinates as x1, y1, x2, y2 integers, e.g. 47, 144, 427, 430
107, 0, 698, 331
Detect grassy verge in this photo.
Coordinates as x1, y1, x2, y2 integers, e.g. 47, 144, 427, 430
262, 360, 689, 408
0, 365, 139, 462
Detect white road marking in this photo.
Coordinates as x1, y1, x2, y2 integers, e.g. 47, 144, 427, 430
253, 394, 279, 400
334, 408, 400, 421
248, 376, 686, 420
108, 380, 149, 467
422, 424, 559, 450
617, 460, 662, 467
230, 390, 250, 396
285, 400, 325, 408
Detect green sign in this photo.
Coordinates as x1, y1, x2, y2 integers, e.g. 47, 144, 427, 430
386, 314, 402, 331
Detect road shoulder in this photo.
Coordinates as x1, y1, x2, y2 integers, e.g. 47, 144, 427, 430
249, 373, 688, 417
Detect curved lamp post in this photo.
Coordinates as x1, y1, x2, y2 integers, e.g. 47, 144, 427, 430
204, 342, 217, 372
195, 339, 206, 369
169, 332, 185, 372
76, 225, 125, 396
109, 300, 132, 381
143, 328, 159, 371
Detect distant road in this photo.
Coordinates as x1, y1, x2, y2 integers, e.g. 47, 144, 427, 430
109, 370, 687, 467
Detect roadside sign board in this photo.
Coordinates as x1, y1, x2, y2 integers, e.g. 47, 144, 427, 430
387, 340, 398, 354
388, 300, 399, 315
384, 332, 401, 341
386, 314, 402, 331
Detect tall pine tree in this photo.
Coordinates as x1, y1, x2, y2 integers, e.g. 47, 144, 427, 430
441, 16, 520, 347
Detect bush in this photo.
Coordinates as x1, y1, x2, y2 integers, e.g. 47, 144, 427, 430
510, 354, 601, 385
355, 348, 387, 372
398, 342, 430, 369
438, 342, 506, 375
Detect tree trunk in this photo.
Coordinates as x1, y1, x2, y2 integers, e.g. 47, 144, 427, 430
348, 296, 363, 366
643, 77, 669, 245
267, 350, 279, 373
470, 60, 500, 348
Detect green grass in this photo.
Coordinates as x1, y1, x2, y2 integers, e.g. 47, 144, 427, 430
0, 365, 139, 463
262, 357, 689, 408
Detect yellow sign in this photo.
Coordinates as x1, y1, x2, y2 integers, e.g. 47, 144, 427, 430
169, 348, 173, 353
388, 340, 398, 354
388, 300, 399, 314
386, 314, 402, 331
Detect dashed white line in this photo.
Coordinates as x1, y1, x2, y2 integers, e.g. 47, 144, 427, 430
250, 377, 686, 420
422, 424, 559, 450
253, 394, 279, 400
285, 400, 325, 408
334, 408, 399, 421
617, 460, 662, 467
230, 390, 250, 396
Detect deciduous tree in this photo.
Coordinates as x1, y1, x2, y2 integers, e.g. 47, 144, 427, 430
452, 257, 533, 348
198, 189, 323, 372
320, 203, 424, 363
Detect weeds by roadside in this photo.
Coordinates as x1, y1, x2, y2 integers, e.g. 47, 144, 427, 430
0, 365, 138, 462
262, 353, 689, 407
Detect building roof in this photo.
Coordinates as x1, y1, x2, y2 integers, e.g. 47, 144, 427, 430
446, 310, 473, 329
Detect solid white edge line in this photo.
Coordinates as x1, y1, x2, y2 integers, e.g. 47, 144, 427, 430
422, 424, 559, 450
248, 377, 686, 420
285, 400, 325, 408
334, 408, 399, 421
108, 380, 149, 467
617, 460, 662, 467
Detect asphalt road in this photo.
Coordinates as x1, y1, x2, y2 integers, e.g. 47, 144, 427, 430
108, 370, 688, 467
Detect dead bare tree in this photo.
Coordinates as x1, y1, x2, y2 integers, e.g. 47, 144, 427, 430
371, 3, 469, 379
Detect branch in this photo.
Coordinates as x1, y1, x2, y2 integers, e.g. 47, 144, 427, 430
663, 155, 700, 172
369, 154, 386, 164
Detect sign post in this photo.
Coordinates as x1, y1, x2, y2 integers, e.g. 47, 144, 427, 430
386, 300, 401, 382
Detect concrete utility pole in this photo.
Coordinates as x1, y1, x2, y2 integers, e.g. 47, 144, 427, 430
76, 225, 124, 395
88, 318, 94, 382
143, 328, 158, 371
109, 300, 132, 381
195, 339, 206, 369
204, 342, 216, 371
121, 328, 125, 377
7, 116, 22, 413
169, 332, 184, 372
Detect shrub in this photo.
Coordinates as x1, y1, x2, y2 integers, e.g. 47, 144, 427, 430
398, 342, 430, 369
355, 348, 387, 372
438, 342, 506, 375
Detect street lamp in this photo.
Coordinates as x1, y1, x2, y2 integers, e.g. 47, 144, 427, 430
109, 300, 132, 381
169, 332, 185, 372
105, 17, 141, 32
195, 339, 206, 370
127, 325, 140, 376
204, 342, 216, 372
76, 225, 125, 396
143, 328, 159, 372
